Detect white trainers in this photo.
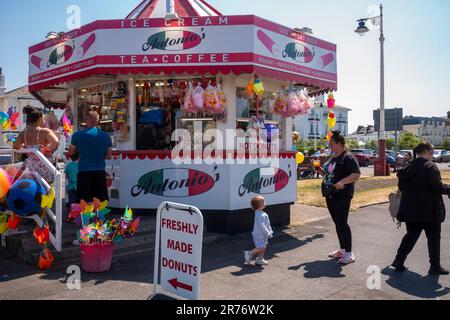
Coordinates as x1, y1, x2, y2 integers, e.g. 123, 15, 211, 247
329, 249, 345, 259
255, 257, 268, 266
339, 253, 355, 265
244, 251, 252, 264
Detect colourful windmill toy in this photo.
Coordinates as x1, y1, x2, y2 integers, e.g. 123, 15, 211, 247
327, 130, 333, 142
62, 114, 73, 138
33, 224, 50, 245
41, 188, 55, 209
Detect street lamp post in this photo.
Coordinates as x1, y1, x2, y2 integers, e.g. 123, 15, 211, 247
355, 4, 388, 176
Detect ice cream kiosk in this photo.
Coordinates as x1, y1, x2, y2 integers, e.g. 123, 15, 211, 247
28, 0, 337, 234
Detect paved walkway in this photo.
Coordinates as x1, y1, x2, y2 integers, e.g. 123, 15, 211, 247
291, 203, 330, 226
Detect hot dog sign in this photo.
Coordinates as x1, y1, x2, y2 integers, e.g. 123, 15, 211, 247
30, 33, 96, 71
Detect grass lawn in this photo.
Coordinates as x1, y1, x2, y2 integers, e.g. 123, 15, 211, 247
297, 171, 450, 211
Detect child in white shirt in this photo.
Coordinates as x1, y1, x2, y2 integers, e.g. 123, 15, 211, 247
244, 196, 274, 266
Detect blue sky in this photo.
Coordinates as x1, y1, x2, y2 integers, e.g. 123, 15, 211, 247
1, 0, 449, 132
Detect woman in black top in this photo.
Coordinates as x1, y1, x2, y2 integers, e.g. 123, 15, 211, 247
392, 143, 450, 275
319, 131, 361, 265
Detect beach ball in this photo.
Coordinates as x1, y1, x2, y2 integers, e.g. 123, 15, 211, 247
6, 179, 43, 217
0, 168, 11, 199
296, 152, 305, 165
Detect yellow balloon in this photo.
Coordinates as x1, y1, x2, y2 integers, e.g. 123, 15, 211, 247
296, 152, 305, 165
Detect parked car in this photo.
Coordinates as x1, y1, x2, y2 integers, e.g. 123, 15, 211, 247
433, 149, 447, 163
433, 149, 450, 163
350, 149, 376, 167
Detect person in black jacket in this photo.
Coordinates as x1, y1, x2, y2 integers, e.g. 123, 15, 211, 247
392, 142, 450, 275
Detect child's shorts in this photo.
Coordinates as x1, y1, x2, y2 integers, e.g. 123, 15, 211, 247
253, 237, 269, 249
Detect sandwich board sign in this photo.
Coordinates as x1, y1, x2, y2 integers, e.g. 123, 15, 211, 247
153, 202, 203, 300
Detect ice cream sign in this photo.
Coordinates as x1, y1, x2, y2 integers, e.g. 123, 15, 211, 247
238, 166, 291, 197
131, 167, 219, 198
283, 43, 315, 63
30, 33, 96, 71
257, 29, 335, 68
142, 28, 206, 52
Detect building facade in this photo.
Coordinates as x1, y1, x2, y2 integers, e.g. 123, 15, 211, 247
403, 116, 450, 147
347, 125, 396, 145
0, 81, 46, 148
293, 95, 351, 140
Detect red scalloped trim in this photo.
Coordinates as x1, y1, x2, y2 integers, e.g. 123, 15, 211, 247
29, 64, 336, 94
113, 150, 296, 160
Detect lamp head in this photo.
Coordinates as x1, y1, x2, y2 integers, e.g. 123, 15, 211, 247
46, 32, 59, 40
355, 20, 369, 36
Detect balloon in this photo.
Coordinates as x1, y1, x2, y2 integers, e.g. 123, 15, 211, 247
246, 80, 254, 96
253, 79, 265, 96
328, 118, 336, 129
327, 111, 336, 128
6, 179, 44, 217
0, 168, 11, 199
296, 152, 305, 165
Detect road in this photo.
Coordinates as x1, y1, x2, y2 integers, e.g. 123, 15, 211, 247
1, 200, 450, 300
360, 162, 450, 177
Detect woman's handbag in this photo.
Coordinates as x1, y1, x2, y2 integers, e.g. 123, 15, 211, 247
388, 190, 402, 228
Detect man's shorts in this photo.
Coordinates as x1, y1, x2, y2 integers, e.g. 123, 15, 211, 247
253, 237, 268, 249
77, 171, 109, 203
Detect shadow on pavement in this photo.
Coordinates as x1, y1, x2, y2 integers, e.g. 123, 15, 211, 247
288, 258, 345, 279
382, 266, 450, 299
226, 233, 325, 277
230, 264, 265, 277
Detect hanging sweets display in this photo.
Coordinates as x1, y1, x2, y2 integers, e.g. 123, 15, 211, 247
183, 82, 196, 114
192, 84, 205, 111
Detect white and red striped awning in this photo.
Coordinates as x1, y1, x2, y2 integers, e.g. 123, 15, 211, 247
126, 0, 222, 19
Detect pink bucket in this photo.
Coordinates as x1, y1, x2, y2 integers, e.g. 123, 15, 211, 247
80, 243, 115, 273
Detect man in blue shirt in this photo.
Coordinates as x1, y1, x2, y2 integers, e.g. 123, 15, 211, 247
69, 111, 113, 202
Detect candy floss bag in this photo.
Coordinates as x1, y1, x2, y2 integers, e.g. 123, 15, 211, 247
297, 90, 312, 114
183, 82, 196, 114
216, 83, 227, 113
274, 89, 288, 115
284, 87, 300, 117
205, 84, 221, 114
192, 83, 205, 112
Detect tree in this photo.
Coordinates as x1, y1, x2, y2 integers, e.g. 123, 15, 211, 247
347, 138, 359, 149
386, 138, 395, 150
442, 138, 450, 151
367, 140, 378, 151
398, 132, 421, 150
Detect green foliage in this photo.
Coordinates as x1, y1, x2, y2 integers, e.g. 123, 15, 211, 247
386, 138, 395, 150
398, 132, 422, 150
347, 138, 359, 149
441, 138, 450, 151
367, 140, 378, 151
